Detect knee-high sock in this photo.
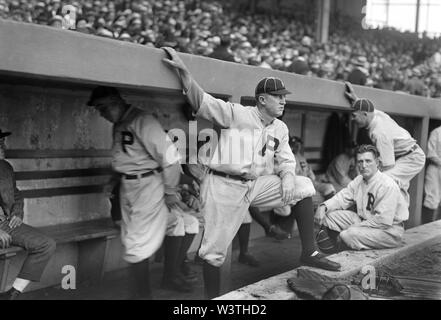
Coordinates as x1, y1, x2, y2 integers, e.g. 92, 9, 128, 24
163, 236, 183, 279
237, 223, 251, 256
129, 258, 151, 299
179, 233, 196, 267
292, 197, 317, 256
422, 206, 436, 224
249, 208, 272, 233
203, 261, 220, 299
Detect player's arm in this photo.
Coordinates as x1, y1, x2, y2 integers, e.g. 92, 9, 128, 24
323, 178, 357, 212
373, 133, 395, 170
274, 131, 297, 204
9, 186, 24, 229
136, 117, 189, 210
162, 47, 233, 128
427, 130, 441, 167
354, 184, 398, 228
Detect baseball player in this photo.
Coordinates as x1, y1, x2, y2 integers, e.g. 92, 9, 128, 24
422, 125, 441, 223
344, 82, 426, 205
162, 47, 340, 299
0, 129, 56, 300
315, 145, 408, 252
87, 86, 184, 300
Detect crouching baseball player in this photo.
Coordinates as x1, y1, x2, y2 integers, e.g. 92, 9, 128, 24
87, 86, 185, 300
315, 145, 408, 253
162, 47, 340, 299
344, 82, 426, 205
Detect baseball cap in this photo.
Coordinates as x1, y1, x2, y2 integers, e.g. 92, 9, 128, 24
255, 77, 291, 96
87, 86, 121, 106
0, 128, 12, 138
352, 98, 374, 112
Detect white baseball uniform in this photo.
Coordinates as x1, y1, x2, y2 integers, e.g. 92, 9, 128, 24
185, 79, 315, 267
112, 106, 181, 263
367, 110, 425, 203
423, 126, 441, 209
322, 171, 408, 250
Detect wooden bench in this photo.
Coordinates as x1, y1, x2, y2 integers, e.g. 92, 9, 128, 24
0, 218, 119, 292
216, 220, 441, 300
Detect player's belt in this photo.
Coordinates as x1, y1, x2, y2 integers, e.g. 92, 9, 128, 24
208, 169, 250, 182
124, 167, 163, 180
395, 144, 418, 160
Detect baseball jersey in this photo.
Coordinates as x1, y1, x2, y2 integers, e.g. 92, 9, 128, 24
111, 106, 181, 175
324, 171, 408, 227
427, 126, 441, 161
185, 79, 296, 179
367, 110, 416, 168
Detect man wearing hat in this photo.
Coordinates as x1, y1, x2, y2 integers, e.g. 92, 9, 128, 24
347, 56, 369, 86
86, 86, 185, 299
162, 47, 340, 299
315, 144, 409, 253
0, 129, 56, 300
344, 82, 426, 205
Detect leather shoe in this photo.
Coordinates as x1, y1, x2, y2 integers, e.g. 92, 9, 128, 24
238, 253, 260, 267
300, 252, 341, 271
0, 288, 21, 300
268, 225, 291, 240
161, 275, 194, 293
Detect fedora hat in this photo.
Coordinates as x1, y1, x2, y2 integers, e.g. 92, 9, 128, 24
0, 129, 11, 138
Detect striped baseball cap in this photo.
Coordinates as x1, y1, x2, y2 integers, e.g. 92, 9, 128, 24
352, 98, 374, 112
255, 77, 291, 95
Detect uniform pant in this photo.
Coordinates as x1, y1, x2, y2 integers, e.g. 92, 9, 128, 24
0, 220, 56, 282
384, 146, 425, 204
322, 210, 404, 250
120, 174, 168, 263
199, 173, 315, 267
423, 164, 441, 210
166, 207, 199, 236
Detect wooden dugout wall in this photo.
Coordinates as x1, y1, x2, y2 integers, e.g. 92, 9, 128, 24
0, 19, 440, 292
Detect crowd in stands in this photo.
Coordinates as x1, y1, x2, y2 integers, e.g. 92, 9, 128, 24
2, 0, 441, 98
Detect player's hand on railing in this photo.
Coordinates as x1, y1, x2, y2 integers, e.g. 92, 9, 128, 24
344, 81, 359, 105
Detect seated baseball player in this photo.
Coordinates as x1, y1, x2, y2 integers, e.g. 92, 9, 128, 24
315, 144, 408, 253
0, 129, 56, 300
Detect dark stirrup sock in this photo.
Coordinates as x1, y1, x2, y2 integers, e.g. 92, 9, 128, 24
237, 223, 251, 256
291, 197, 317, 256
203, 261, 221, 299
249, 208, 272, 233
130, 258, 152, 299
163, 236, 183, 280
179, 233, 196, 267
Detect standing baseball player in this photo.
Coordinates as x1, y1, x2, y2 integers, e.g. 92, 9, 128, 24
422, 125, 441, 223
0, 129, 56, 300
87, 86, 184, 300
344, 82, 426, 205
315, 145, 409, 252
162, 47, 340, 299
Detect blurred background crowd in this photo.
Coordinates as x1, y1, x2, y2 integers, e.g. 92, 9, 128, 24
2, 0, 441, 98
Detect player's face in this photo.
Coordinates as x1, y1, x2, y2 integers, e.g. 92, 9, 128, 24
351, 111, 368, 127
93, 98, 124, 123
262, 94, 286, 117
356, 151, 379, 180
